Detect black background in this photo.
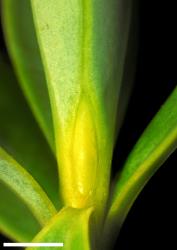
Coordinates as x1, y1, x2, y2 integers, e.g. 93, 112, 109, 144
113, 1, 177, 249
0, 1, 177, 249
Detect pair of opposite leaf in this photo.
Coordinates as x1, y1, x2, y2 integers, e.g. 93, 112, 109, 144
0, 1, 177, 249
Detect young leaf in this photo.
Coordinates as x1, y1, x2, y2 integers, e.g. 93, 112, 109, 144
0, 147, 57, 226
0, 53, 60, 208
104, 86, 177, 245
27, 207, 93, 250
0, 182, 41, 242
1, 0, 55, 151
31, 0, 133, 216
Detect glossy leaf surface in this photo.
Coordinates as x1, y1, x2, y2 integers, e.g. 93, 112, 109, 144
31, 0, 133, 216
105, 86, 177, 244
0, 182, 40, 242
2, 0, 55, 151
27, 207, 93, 250
0, 147, 57, 226
0, 53, 60, 208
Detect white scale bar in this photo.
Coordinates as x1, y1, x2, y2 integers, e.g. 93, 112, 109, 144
3, 243, 64, 247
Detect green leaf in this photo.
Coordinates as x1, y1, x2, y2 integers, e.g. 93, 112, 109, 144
1, 0, 55, 152
0, 147, 57, 226
30, 0, 133, 216
27, 207, 93, 250
0, 181, 40, 242
0, 53, 60, 208
104, 86, 177, 245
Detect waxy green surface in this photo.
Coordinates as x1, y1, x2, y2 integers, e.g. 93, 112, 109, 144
31, 0, 132, 216
0, 53, 60, 208
0, 1, 177, 249
104, 86, 177, 246
0, 147, 57, 225
2, 0, 55, 151
27, 207, 93, 250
